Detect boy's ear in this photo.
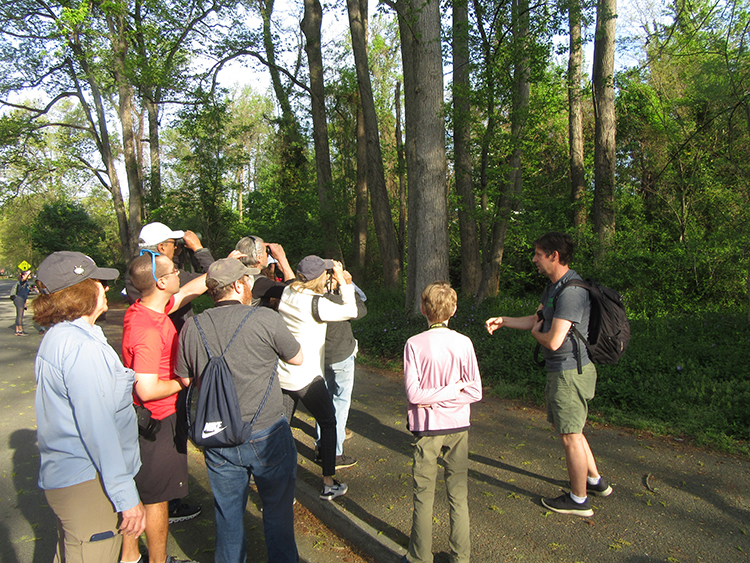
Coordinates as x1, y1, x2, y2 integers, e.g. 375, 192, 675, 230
451, 304, 458, 317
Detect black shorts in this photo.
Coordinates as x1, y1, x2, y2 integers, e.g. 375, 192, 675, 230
134, 412, 189, 504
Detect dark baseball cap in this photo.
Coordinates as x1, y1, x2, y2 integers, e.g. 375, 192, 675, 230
207, 258, 260, 287
296, 255, 334, 282
37, 251, 120, 294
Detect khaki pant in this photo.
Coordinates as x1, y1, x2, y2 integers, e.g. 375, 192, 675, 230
407, 431, 470, 563
44, 477, 121, 563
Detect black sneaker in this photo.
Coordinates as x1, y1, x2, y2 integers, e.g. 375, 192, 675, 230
587, 476, 613, 497
165, 556, 198, 563
541, 492, 593, 516
320, 480, 348, 500
335, 454, 358, 469
168, 502, 201, 524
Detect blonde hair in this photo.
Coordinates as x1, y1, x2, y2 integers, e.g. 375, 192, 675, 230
421, 281, 457, 324
290, 270, 327, 295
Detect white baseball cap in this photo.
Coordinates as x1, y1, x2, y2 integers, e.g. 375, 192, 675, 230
139, 222, 185, 247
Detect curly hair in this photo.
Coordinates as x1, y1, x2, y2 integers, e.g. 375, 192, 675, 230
421, 281, 457, 324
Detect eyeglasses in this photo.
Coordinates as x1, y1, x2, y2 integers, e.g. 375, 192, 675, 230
139, 249, 160, 282
161, 268, 179, 278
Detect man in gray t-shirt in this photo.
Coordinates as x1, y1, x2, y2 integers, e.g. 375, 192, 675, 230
485, 232, 612, 517
175, 258, 302, 563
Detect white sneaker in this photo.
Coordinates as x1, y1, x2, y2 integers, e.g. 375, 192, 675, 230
319, 480, 348, 500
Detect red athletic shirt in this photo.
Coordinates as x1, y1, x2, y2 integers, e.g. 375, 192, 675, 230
122, 296, 180, 420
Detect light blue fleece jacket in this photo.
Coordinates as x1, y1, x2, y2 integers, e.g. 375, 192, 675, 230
35, 318, 141, 513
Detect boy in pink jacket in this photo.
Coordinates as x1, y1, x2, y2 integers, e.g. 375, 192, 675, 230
403, 282, 483, 563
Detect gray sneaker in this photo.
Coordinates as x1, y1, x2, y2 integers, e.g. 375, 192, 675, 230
541, 492, 593, 517
320, 480, 348, 500
587, 476, 613, 497
335, 454, 358, 469
165, 556, 198, 563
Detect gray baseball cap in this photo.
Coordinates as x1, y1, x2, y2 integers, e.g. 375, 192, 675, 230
37, 251, 119, 294
207, 258, 260, 287
296, 255, 334, 282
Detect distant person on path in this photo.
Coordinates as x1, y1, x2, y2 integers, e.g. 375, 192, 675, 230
485, 232, 612, 516
402, 282, 482, 563
175, 258, 303, 563
33, 251, 146, 562
12, 269, 33, 336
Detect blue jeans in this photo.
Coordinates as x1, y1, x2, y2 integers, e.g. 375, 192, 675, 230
316, 353, 355, 455
204, 415, 298, 563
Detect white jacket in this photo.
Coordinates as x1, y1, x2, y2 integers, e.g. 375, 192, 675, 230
277, 283, 357, 391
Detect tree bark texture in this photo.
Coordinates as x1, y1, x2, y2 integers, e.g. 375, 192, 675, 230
395, 81, 406, 273
106, 10, 143, 259
398, 0, 450, 314
453, 0, 481, 295
302, 0, 341, 260
354, 99, 368, 277
569, 3, 586, 228
592, 0, 617, 255
476, 0, 530, 303
67, 34, 131, 263
347, 0, 401, 289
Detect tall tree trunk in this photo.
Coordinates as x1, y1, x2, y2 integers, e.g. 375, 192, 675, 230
67, 42, 131, 263
107, 11, 142, 259
592, 0, 617, 256
354, 98, 368, 278
144, 96, 162, 212
453, 0, 481, 295
301, 0, 341, 260
395, 81, 406, 273
347, 0, 401, 289
569, 2, 586, 228
398, 0, 450, 314
476, 0, 530, 303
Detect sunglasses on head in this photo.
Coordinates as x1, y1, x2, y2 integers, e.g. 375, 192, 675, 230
139, 249, 161, 283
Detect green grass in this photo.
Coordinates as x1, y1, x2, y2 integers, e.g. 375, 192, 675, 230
353, 290, 750, 456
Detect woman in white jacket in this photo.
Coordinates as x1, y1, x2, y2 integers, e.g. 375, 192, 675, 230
278, 255, 358, 500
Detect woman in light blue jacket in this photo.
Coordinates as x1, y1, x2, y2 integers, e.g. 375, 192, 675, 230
34, 251, 146, 562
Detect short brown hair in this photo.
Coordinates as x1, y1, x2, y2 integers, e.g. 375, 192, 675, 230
421, 281, 457, 324
33, 278, 99, 326
533, 232, 574, 265
130, 253, 174, 294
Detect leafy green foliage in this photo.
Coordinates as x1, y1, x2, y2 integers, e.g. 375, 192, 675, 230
31, 201, 106, 263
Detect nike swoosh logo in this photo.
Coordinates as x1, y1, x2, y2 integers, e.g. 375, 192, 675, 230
201, 426, 227, 439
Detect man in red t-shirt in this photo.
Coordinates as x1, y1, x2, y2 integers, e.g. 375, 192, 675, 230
121, 252, 209, 563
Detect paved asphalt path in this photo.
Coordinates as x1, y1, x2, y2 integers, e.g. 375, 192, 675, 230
2, 279, 749, 563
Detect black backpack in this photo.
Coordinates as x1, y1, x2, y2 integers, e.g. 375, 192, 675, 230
186, 308, 276, 448
536, 278, 630, 373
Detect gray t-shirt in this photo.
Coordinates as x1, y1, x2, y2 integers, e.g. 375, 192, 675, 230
175, 302, 301, 432
539, 269, 591, 372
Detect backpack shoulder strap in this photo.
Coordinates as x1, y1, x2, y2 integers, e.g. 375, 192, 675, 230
311, 295, 322, 323
550, 278, 590, 374
193, 307, 257, 359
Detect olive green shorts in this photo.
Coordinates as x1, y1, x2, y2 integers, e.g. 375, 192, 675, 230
545, 362, 597, 434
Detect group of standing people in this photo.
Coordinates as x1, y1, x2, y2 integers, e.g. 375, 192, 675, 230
32, 222, 366, 563
30, 227, 610, 563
